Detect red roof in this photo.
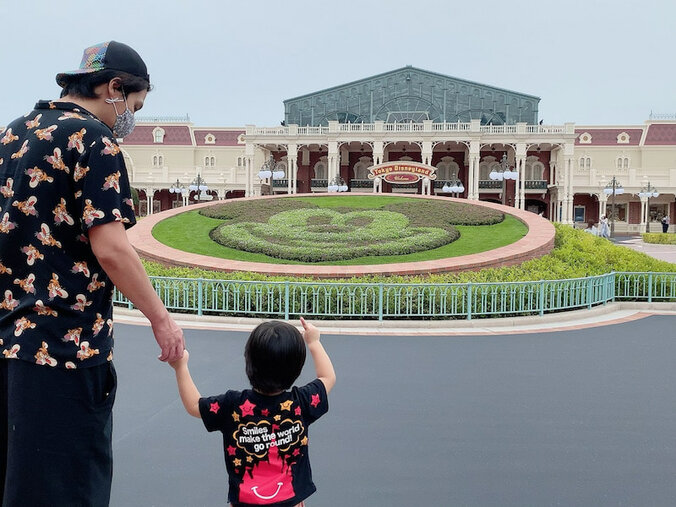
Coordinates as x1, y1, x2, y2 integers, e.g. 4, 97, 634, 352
121, 125, 193, 145
193, 130, 244, 146
644, 124, 676, 145
574, 128, 643, 146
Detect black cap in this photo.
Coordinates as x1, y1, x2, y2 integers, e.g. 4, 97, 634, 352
56, 41, 150, 87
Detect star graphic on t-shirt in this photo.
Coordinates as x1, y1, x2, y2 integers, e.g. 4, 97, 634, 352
310, 393, 321, 408
272, 423, 280, 431
232, 411, 240, 422
233, 458, 242, 467
301, 436, 308, 446
240, 399, 256, 417
293, 448, 301, 457
227, 446, 237, 456
274, 414, 281, 421
209, 402, 220, 414
261, 408, 270, 417
294, 406, 302, 416
246, 456, 253, 463
280, 400, 293, 411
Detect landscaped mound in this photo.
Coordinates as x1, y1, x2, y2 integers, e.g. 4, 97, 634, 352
203, 196, 503, 262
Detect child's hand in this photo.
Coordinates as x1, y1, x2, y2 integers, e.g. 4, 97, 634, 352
300, 317, 320, 345
169, 349, 189, 370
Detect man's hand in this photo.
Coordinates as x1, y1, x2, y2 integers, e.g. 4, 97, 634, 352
169, 349, 189, 370
152, 315, 185, 363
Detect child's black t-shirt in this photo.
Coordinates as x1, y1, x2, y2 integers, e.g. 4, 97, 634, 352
199, 379, 328, 506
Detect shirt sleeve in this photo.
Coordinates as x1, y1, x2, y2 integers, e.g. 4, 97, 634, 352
294, 378, 329, 425
73, 135, 137, 231
199, 391, 236, 432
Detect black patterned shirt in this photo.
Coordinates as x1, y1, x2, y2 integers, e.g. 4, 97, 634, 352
0, 100, 136, 368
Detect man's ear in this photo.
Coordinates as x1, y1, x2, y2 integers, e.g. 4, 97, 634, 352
106, 78, 123, 99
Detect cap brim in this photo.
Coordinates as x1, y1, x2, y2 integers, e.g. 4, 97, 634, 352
55, 68, 101, 87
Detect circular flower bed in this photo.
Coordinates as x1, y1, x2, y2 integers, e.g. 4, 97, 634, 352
206, 196, 503, 262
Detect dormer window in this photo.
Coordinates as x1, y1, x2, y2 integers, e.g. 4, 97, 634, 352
153, 127, 165, 143
617, 132, 630, 144
237, 134, 245, 144
205, 134, 216, 144
579, 132, 592, 144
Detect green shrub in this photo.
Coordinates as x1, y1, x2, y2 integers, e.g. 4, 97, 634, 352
643, 233, 676, 245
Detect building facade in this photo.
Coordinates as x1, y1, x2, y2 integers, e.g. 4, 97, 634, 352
118, 67, 676, 232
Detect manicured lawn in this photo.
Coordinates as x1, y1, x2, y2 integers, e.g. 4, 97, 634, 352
151, 209, 527, 265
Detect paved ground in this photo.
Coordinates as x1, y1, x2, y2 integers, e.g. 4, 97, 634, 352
110, 315, 676, 506
612, 236, 676, 264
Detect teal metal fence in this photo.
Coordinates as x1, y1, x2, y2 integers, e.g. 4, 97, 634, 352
114, 272, 676, 320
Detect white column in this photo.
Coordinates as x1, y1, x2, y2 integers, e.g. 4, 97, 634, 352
146, 189, 154, 215
327, 141, 338, 189
563, 143, 575, 224
287, 144, 297, 194
468, 141, 480, 200
598, 193, 607, 219
373, 141, 384, 166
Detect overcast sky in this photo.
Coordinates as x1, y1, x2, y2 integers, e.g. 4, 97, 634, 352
1, 0, 674, 127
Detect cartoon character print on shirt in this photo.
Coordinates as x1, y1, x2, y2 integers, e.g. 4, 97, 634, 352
0, 261, 12, 275
82, 199, 105, 226
3, 344, 20, 359
102, 171, 121, 193
71, 261, 90, 277
67, 128, 86, 154
11, 140, 29, 159
226, 396, 314, 504
1, 178, 14, 198
92, 313, 105, 337
44, 147, 69, 173
25, 166, 54, 188
71, 294, 93, 312
53, 198, 75, 226
47, 273, 68, 300
12, 195, 37, 216
63, 327, 82, 347
1, 128, 19, 145
33, 299, 57, 317
13, 273, 35, 294
76, 341, 99, 361
73, 163, 89, 182
35, 341, 57, 366
0, 213, 17, 233
100, 137, 120, 156
87, 273, 105, 293
25, 114, 42, 129
0, 290, 19, 311
35, 223, 62, 248
34, 124, 57, 141
21, 244, 44, 266
14, 317, 36, 337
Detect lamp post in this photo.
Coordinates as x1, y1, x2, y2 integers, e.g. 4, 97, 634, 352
328, 175, 348, 193
169, 178, 186, 206
602, 177, 624, 237
189, 174, 209, 201
638, 182, 659, 233
442, 176, 465, 197
489, 154, 519, 206
258, 156, 285, 194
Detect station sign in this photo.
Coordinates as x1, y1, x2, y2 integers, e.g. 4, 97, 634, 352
368, 161, 437, 184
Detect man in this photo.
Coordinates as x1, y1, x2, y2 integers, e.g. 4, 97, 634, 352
0, 41, 185, 506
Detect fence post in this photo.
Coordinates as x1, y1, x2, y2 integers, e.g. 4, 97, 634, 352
197, 279, 203, 316
284, 281, 290, 320
378, 283, 384, 321
648, 273, 653, 303
539, 282, 545, 316
587, 276, 594, 309
466, 283, 473, 320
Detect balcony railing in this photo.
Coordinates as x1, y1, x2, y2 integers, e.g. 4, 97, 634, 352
246, 121, 575, 137
525, 180, 548, 190
310, 179, 328, 188
479, 180, 503, 190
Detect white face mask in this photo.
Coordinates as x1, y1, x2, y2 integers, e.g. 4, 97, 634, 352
105, 92, 136, 138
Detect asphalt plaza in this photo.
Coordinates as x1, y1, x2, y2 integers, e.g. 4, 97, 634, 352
111, 314, 676, 506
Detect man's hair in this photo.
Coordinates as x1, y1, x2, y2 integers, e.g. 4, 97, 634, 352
245, 321, 306, 394
59, 70, 152, 99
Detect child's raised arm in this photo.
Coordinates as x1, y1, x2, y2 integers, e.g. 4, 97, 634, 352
169, 350, 201, 418
300, 317, 336, 394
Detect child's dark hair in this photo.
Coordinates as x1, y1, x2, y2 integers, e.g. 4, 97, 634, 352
245, 321, 306, 394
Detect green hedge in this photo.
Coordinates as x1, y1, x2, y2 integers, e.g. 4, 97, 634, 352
142, 225, 676, 283
643, 233, 676, 245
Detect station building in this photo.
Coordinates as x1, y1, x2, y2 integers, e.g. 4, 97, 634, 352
119, 66, 676, 232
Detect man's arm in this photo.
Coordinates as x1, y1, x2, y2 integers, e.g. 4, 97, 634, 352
89, 221, 184, 362
300, 317, 336, 393
169, 350, 201, 418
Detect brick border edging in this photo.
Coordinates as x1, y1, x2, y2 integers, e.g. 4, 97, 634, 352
126, 193, 555, 278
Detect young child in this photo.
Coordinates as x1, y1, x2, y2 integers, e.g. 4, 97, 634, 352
170, 317, 336, 507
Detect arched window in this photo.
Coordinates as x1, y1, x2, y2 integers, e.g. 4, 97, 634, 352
352, 156, 373, 179
158, 156, 163, 166
623, 157, 629, 168
585, 158, 591, 169
313, 159, 327, 179
152, 127, 165, 144
617, 157, 623, 169
525, 160, 545, 180
435, 156, 460, 181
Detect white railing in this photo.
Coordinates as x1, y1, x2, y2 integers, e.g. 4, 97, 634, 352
246, 122, 573, 137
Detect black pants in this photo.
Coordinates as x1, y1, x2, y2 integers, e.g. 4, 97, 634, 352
1, 359, 116, 507
663, 223, 669, 233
